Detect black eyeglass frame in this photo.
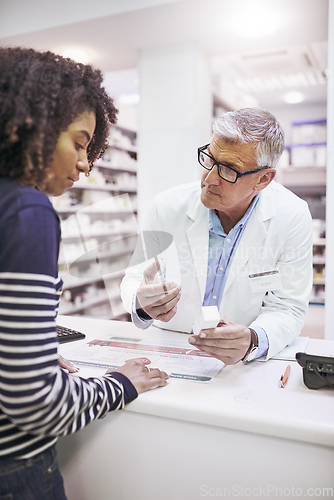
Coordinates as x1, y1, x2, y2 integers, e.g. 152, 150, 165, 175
198, 144, 270, 184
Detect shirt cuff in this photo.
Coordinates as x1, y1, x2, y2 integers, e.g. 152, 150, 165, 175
107, 372, 138, 405
131, 294, 153, 330
250, 326, 269, 359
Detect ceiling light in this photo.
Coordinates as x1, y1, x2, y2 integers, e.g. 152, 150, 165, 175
283, 91, 305, 104
62, 49, 89, 64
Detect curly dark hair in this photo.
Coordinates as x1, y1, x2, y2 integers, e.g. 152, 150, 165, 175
0, 46, 118, 186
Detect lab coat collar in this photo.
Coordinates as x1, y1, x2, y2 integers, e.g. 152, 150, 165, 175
224, 184, 277, 293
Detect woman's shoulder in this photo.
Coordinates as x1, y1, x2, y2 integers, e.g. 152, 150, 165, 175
0, 178, 55, 215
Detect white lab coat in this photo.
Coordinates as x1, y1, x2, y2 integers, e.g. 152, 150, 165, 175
121, 181, 313, 359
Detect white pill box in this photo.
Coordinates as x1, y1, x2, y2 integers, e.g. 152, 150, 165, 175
192, 306, 220, 335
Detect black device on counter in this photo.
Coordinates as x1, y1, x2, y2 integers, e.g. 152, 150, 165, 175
296, 352, 334, 390
56, 325, 86, 344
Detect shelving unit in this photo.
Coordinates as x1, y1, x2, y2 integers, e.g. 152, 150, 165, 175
312, 238, 326, 304
277, 166, 326, 197
52, 125, 138, 320
277, 119, 327, 305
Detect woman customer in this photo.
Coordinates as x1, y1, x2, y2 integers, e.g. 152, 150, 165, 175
0, 46, 168, 499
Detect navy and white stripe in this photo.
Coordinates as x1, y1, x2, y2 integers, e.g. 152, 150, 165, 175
0, 179, 137, 459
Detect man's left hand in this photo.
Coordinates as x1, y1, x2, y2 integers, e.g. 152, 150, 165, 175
188, 315, 252, 365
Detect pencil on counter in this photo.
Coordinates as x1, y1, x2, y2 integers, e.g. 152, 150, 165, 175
279, 365, 291, 388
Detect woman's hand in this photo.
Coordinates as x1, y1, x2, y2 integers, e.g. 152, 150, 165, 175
107, 359, 169, 394
58, 354, 79, 373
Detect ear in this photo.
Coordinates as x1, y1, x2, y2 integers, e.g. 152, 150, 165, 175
254, 169, 276, 192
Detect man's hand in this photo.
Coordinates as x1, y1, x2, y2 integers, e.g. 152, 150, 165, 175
107, 359, 169, 394
188, 315, 252, 365
136, 260, 181, 322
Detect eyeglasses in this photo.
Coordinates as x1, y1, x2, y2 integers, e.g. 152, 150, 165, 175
198, 144, 270, 184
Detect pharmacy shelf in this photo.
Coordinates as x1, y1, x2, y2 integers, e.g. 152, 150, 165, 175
309, 298, 326, 305
94, 161, 137, 174
57, 207, 136, 217
59, 295, 110, 315
279, 166, 326, 196
58, 247, 134, 267
59, 290, 121, 315
61, 229, 136, 243
62, 270, 125, 291
313, 257, 326, 265
72, 184, 137, 194
279, 120, 327, 307
108, 143, 137, 154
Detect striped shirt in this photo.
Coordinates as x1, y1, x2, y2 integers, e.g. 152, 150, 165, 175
0, 178, 137, 459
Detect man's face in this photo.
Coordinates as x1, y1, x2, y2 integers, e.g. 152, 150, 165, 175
200, 136, 264, 217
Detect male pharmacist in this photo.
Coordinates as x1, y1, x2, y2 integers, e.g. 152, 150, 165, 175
121, 108, 313, 365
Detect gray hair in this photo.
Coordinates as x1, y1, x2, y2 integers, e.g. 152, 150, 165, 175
212, 108, 285, 168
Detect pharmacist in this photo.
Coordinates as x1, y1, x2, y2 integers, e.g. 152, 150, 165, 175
121, 108, 313, 365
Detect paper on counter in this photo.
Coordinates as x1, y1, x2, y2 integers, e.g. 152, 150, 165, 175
64, 336, 225, 382
271, 336, 309, 361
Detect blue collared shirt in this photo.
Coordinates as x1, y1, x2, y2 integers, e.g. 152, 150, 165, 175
202, 194, 268, 358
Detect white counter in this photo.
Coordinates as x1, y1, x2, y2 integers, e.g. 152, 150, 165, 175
57, 315, 334, 500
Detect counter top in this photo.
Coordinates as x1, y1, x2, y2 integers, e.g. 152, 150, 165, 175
58, 314, 334, 448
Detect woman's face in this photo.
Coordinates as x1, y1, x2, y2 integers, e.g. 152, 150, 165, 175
41, 110, 96, 197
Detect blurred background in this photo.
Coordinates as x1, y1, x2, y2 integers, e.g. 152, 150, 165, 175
1, 0, 331, 337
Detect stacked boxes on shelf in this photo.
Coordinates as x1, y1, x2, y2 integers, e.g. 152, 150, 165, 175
312, 219, 326, 304
277, 119, 327, 305
289, 119, 327, 168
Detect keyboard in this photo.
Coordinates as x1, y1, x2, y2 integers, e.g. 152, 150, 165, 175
56, 325, 86, 344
